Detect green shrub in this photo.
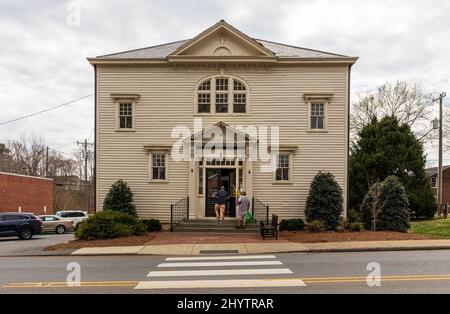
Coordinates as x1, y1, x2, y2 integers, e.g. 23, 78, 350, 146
361, 176, 410, 232
75, 211, 146, 240
305, 172, 344, 230
347, 222, 364, 232
306, 220, 327, 233
347, 208, 360, 223
103, 180, 137, 216
279, 219, 305, 231
142, 219, 162, 232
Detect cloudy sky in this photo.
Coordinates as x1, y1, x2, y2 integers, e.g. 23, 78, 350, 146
0, 0, 449, 163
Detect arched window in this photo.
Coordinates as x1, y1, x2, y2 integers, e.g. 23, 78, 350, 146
197, 76, 248, 114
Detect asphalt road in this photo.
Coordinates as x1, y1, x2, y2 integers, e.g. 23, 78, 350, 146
0, 233, 74, 257
1, 250, 450, 294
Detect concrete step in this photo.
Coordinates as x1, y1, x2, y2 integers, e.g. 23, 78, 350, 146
173, 219, 260, 234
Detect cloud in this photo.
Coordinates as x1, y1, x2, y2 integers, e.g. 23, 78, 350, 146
0, 0, 449, 160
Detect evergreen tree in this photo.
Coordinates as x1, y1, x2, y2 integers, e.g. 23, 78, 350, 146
350, 116, 436, 218
305, 172, 343, 231
361, 176, 410, 232
103, 180, 136, 216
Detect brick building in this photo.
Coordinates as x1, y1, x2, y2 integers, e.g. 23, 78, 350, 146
0, 172, 54, 215
426, 166, 450, 205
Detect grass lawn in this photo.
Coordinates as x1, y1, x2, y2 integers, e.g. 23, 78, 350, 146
410, 219, 450, 238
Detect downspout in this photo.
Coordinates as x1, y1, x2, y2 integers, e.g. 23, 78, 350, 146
347, 64, 353, 218
94, 65, 97, 213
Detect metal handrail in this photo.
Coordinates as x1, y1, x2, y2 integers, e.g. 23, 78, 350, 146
252, 197, 269, 224
170, 196, 189, 232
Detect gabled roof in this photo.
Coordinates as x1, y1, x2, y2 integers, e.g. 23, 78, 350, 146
90, 20, 357, 64
425, 166, 450, 177
169, 20, 275, 58
96, 38, 348, 60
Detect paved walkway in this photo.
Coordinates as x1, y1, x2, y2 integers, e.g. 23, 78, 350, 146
71, 239, 450, 256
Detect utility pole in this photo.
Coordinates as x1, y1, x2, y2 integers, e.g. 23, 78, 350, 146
77, 139, 94, 212
45, 146, 49, 178
435, 92, 447, 218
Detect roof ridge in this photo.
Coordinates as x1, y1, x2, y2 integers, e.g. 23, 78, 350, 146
97, 39, 189, 58
254, 38, 350, 58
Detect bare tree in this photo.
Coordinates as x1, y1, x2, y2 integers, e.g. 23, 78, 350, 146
351, 81, 435, 142
7, 135, 46, 176
0, 143, 13, 172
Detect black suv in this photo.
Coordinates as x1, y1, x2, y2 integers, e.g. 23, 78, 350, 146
0, 213, 43, 240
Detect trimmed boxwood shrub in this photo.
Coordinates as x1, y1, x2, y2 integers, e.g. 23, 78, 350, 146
305, 172, 344, 231
361, 176, 410, 232
76, 211, 146, 240
142, 219, 162, 232
103, 180, 137, 216
279, 219, 305, 231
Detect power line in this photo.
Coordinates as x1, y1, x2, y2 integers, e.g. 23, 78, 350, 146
0, 94, 94, 127
47, 147, 79, 159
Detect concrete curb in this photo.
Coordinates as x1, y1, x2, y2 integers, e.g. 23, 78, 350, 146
66, 241, 450, 257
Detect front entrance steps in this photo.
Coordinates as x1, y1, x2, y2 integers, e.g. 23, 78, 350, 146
173, 219, 260, 234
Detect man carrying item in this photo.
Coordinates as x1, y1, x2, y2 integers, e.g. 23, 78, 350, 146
215, 186, 229, 224
236, 192, 250, 229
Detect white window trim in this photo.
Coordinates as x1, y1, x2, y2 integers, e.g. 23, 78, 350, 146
115, 99, 137, 132
194, 75, 250, 116
272, 152, 294, 184
149, 152, 169, 183
431, 176, 437, 189
307, 100, 329, 133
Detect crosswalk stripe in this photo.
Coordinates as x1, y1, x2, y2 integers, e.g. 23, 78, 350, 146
165, 255, 276, 261
157, 261, 283, 268
148, 268, 293, 277
135, 279, 306, 290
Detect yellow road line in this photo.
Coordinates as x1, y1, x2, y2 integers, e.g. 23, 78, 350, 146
304, 274, 450, 284
4, 281, 139, 288
5, 274, 450, 289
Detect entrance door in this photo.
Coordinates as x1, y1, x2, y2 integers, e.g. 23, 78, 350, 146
205, 169, 236, 218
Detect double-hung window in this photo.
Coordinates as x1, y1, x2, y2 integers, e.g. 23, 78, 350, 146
151, 153, 167, 181
431, 177, 437, 188
112, 94, 139, 132
275, 153, 291, 182
233, 80, 247, 113
119, 102, 133, 129
215, 78, 229, 113
310, 102, 326, 130
197, 80, 211, 113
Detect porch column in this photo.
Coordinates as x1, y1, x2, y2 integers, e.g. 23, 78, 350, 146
188, 160, 196, 220
245, 159, 253, 204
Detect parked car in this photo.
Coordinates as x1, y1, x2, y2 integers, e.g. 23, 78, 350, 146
38, 215, 75, 234
55, 211, 88, 229
0, 213, 43, 240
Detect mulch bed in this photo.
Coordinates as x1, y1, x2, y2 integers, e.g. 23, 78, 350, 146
280, 231, 436, 243
45, 231, 440, 252
44, 233, 157, 251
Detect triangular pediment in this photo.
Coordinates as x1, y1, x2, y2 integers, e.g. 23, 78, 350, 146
185, 122, 257, 145
168, 20, 276, 60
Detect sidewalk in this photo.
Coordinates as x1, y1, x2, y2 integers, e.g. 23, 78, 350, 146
71, 239, 450, 256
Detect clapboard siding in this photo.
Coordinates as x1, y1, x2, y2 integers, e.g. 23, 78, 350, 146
96, 64, 349, 222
